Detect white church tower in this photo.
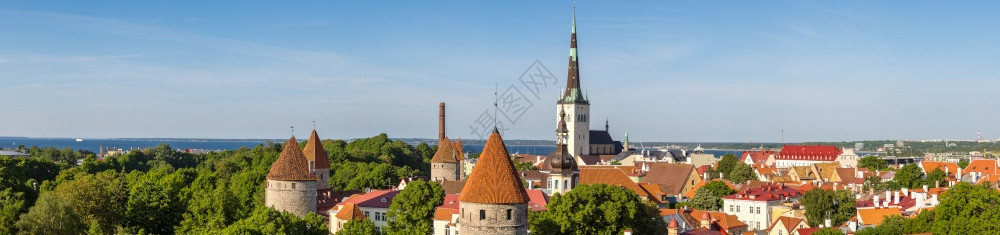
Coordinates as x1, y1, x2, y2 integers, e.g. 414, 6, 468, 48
557, 6, 590, 158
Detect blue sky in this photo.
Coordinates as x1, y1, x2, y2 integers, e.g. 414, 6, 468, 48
2, 1, 999, 142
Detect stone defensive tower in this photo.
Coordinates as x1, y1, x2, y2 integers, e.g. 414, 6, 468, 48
431, 102, 464, 181
459, 128, 529, 235
265, 136, 318, 218
302, 130, 331, 189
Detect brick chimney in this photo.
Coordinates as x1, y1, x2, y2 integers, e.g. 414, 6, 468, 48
438, 102, 446, 141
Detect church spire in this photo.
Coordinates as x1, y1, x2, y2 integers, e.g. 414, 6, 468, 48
560, 5, 587, 104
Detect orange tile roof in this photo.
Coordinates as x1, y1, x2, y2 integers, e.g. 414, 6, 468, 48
302, 130, 330, 169
920, 161, 958, 175
433, 207, 459, 221
857, 207, 902, 226
453, 138, 465, 161
458, 129, 529, 204
684, 179, 737, 198
639, 163, 695, 195
965, 159, 1000, 175
431, 138, 459, 163
580, 167, 650, 198
335, 203, 366, 220
266, 136, 318, 181
766, 216, 806, 233
689, 210, 748, 230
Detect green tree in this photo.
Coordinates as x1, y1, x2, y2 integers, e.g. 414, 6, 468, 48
15, 192, 87, 235
902, 209, 933, 234
385, 179, 444, 234
801, 189, 855, 227
222, 208, 327, 235
338, 219, 381, 235
958, 159, 970, 169
529, 184, 665, 235
0, 188, 26, 235
857, 156, 888, 171
812, 227, 844, 235
687, 181, 736, 211
856, 215, 903, 235
726, 163, 757, 183
924, 169, 947, 188
893, 163, 924, 189
862, 175, 887, 191
715, 154, 739, 178
931, 182, 1000, 234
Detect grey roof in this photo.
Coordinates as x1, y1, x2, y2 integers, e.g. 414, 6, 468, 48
611, 149, 688, 162
0, 150, 29, 157
589, 130, 615, 145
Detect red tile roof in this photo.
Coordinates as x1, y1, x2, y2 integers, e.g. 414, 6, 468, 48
639, 163, 696, 195
920, 161, 959, 175
302, 130, 330, 169
777, 145, 842, 161
337, 190, 400, 209
266, 136, 318, 181
740, 150, 776, 164
335, 203, 366, 220
431, 138, 459, 163
722, 183, 801, 201
525, 189, 550, 211
459, 129, 529, 204
580, 167, 651, 199
964, 159, 999, 175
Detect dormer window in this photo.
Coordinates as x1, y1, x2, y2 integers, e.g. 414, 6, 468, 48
381, 198, 387, 203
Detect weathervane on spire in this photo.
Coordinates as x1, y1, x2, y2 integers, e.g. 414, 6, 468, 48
493, 82, 499, 129
312, 118, 316, 129
290, 125, 295, 136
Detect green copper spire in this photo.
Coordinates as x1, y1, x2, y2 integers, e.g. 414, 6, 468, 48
559, 4, 587, 105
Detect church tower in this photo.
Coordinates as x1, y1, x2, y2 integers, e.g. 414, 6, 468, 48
303, 130, 330, 189
459, 128, 529, 235
557, 6, 590, 158
549, 107, 579, 195
265, 136, 318, 218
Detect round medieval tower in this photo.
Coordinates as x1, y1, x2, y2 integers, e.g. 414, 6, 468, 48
265, 136, 318, 218
458, 128, 529, 235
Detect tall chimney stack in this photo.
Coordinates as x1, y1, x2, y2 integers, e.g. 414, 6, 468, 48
439, 102, 446, 140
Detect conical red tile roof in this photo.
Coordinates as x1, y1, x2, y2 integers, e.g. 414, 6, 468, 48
431, 138, 459, 163
266, 136, 318, 181
303, 130, 330, 169
459, 129, 528, 204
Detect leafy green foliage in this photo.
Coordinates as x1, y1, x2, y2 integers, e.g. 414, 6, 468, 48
924, 169, 947, 188
338, 219, 380, 235
529, 184, 666, 235
714, 154, 739, 177
385, 179, 444, 234
931, 182, 1000, 234
857, 156, 888, 171
687, 181, 736, 211
221, 208, 327, 234
958, 159, 970, 169
727, 163, 757, 183
893, 163, 924, 189
15, 192, 88, 234
0, 188, 26, 235
856, 215, 903, 235
801, 189, 855, 227
812, 228, 844, 235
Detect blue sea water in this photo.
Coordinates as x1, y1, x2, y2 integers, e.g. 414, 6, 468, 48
1, 137, 747, 158
0, 137, 277, 153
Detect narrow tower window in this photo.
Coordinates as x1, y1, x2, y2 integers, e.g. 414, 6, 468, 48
506, 209, 512, 220
479, 210, 486, 220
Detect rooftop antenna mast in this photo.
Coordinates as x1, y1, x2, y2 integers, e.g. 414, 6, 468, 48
780, 125, 784, 144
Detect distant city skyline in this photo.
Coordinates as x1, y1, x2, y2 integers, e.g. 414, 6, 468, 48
2, 1, 999, 142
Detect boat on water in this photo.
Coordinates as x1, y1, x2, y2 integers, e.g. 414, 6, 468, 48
76, 138, 84, 142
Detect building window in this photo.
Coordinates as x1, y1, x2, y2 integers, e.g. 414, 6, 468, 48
736, 206, 740, 213
479, 210, 485, 220
291, 183, 296, 189
729, 205, 733, 212
365, 211, 370, 218
564, 180, 568, 190
506, 209, 512, 220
